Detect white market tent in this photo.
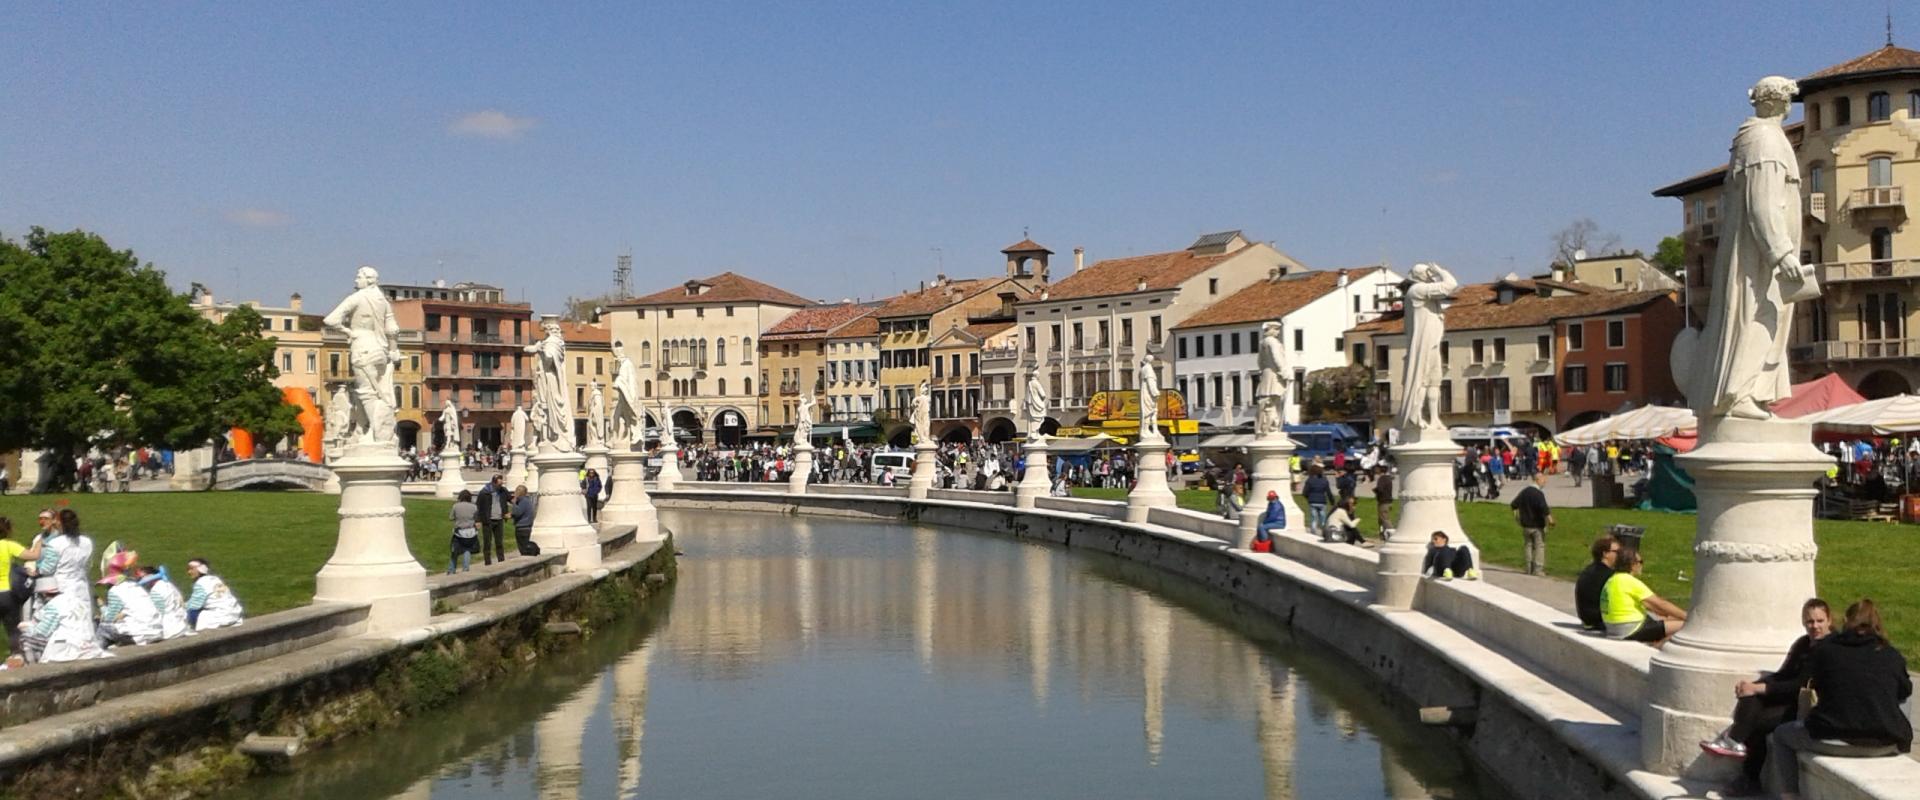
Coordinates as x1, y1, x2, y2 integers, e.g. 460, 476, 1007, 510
1555, 405, 1697, 445
1799, 393, 1920, 434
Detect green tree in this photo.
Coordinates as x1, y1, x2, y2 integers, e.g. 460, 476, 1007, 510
0, 228, 293, 488
1302, 364, 1374, 421
1654, 235, 1686, 277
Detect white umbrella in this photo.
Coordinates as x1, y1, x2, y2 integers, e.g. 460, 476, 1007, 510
1555, 405, 1696, 445
1801, 393, 1920, 434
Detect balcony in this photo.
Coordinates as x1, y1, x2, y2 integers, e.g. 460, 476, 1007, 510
1850, 185, 1904, 212
1793, 338, 1920, 362
981, 345, 1021, 363
779, 383, 800, 396
1805, 192, 1828, 224
979, 397, 1012, 412
1527, 359, 1554, 374
1818, 258, 1920, 283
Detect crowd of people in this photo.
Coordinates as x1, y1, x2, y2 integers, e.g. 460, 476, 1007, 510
0, 508, 243, 667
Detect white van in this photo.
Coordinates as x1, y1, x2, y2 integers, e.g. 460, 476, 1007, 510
869, 452, 913, 483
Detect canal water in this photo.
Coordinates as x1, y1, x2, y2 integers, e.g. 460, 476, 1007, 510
225, 509, 1511, 799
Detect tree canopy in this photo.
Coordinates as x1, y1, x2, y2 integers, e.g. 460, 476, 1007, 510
1654, 235, 1686, 276
0, 228, 297, 466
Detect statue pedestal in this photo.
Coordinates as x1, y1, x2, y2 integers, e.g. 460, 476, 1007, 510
1237, 434, 1303, 547
788, 443, 814, 495
907, 442, 937, 500
434, 446, 467, 499
1015, 439, 1051, 509
315, 446, 429, 634
600, 447, 660, 542
1126, 437, 1176, 523
583, 445, 611, 501
502, 446, 530, 493
530, 447, 601, 572
321, 452, 343, 495
1642, 418, 1828, 776
1376, 429, 1468, 609
169, 447, 212, 492
656, 445, 683, 491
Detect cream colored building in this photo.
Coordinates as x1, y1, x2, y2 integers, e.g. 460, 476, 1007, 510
1655, 45, 1920, 397
602, 272, 811, 445
824, 314, 882, 429
756, 303, 878, 436
321, 330, 427, 449
560, 320, 613, 447
1551, 254, 1680, 293
194, 289, 327, 402
1013, 231, 1305, 432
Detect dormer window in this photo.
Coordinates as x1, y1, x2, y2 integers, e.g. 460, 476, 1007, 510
1496, 286, 1517, 305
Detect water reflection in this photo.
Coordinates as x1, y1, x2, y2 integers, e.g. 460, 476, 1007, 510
224, 510, 1504, 800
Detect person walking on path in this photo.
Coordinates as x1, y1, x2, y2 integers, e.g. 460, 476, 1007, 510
1511, 472, 1554, 576
1372, 467, 1395, 538
475, 475, 510, 566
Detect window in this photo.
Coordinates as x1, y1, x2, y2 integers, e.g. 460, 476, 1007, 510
1352, 342, 1367, 365
742, 338, 752, 363
1292, 329, 1302, 351
1208, 278, 1219, 295
410, 386, 420, 409
1604, 364, 1629, 393
717, 378, 726, 395
1050, 324, 1062, 351
425, 314, 441, 332
716, 340, 726, 365
1493, 338, 1506, 362
1026, 326, 1037, 353
1211, 375, 1223, 407
1212, 333, 1223, 355
644, 380, 652, 397
1072, 322, 1085, 350
696, 307, 705, 318
932, 356, 943, 378
306, 352, 317, 373
1566, 322, 1585, 351
743, 378, 751, 396
1834, 96, 1852, 126
1862, 291, 1905, 341
1375, 345, 1390, 371
1353, 295, 1361, 313
726, 306, 734, 317
1564, 365, 1588, 394
1439, 380, 1454, 414
576, 387, 585, 408
1230, 333, 1242, 355
1869, 91, 1891, 122
1471, 339, 1485, 363
1293, 368, 1306, 404
1178, 336, 1188, 359
1440, 341, 1450, 366
1468, 379, 1489, 412
968, 353, 978, 375
280, 352, 292, 372
1149, 315, 1162, 345
1872, 227, 1893, 263
1535, 334, 1550, 360
1810, 102, 1823, 130
1194, 335, 1206, 358
1375, 382, 1391, 414
330, 353, 342, 375
1809, 163, 1825, 193
1606, 320, 1626, 348
281, 318, 293, 332
595, 357, 604, 375
1229, 374, 1242, 407
1250, 330, 1259, 353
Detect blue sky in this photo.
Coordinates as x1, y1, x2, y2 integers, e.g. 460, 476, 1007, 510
0, 2, 1903, 311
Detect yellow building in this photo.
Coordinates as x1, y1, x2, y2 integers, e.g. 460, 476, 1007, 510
320, 330, 427, 450
194, 289, 327, 402
561, 320, 614, 446
602, 272, 811, 445
757, 303, 879, 438
1655, 44, 1920, 397
824, 314, 882, 429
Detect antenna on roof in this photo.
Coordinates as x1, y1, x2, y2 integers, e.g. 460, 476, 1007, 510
1889, 2, 1896, 46
614, 253, 633, 299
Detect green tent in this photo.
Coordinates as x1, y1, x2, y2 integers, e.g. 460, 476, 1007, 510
1643, 442, 1697, 513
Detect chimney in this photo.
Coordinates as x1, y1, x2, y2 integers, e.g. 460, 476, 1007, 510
1135, 277, 1148, 292
289, 292, 303, 311
1074, 247, 1085, 272
919, 280, 927, 293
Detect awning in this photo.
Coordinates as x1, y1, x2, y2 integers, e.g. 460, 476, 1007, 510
1045, 435, 1121, 454
1197, 433, 1308, 450
1802, 394, 1920, 433
807, 423, 880, 438
1555, 406, 1696, 445
1771, 373, 1867, 419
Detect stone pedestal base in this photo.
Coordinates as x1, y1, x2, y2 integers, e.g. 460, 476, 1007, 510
434, 447, 467, 499
530, 448, 601, 572
321, 459, 342, 495
788, 444, 814, 495
314, 447, 430, 634
656, 446, 683, 491
600, 448, 660, 542
502, 447, 531, 493
1642, 417, 1828, 776
583, 446, 611, 502
907, 442, 937, 500
1376, 429, 1469, 609
169, 447, 212, 492
1015, 439, 1051, 509
1127, 437, 1176, 523
1237, 434, 1303, 547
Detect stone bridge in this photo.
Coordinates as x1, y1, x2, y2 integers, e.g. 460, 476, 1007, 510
203, 459, 334, 491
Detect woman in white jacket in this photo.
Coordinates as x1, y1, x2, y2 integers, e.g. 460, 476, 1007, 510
96, 551, 162, 648
184, 557, 243, 631
136, 565, 191, 640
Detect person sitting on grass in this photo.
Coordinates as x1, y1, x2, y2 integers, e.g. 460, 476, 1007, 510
1325, 496, 1372, 547
1764, 598, 1911, 800
135, 564, 191, 641
1421, 531, 1478, 581
1255, 490, 1286, 538
184, 558, 243, 631
1704, 598, 1831, 798
17, 581, 109, 663
95, 550, 163, 649
1575, 534, 1620, 632
1600, 540, 1685, 645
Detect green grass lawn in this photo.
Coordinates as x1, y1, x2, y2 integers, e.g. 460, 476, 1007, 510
1075, 486, 1920, 661
0, 492, 459, 618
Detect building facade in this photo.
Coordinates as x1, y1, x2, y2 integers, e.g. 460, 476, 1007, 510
559, 320, 613, 447
756, 303, 877, 436
1654, 45, 1920, 398
320, 329, 428, 450
194, 290, 328, 402
391, 294, 535, 450
1170, 267, 1400, 430
926, 321, 1012, 442
602, 272, 811, 445
824, 314, 883, 427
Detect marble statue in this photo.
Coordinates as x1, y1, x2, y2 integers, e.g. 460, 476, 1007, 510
610, 340, 642, 446
1674, 76, 1820, 421
587, 380, 607, 448
322, 266, 402, 446
1396, 263, 1459, 432
795, 392, 815, 443
911, 380, 931, 443
438, 398, 461, 449
657, 402, 677, 446
524, 319, 574, 450
1024, 370, 1050, 440
509, 404, 529, 451
324, 384, 351, 454
1256, 321, 1290, 435
530, 400, 550, 447
1137, 353, 1162, 438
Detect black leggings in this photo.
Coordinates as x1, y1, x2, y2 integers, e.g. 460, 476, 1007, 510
1734, 693, 1795, 782
1422, 545, 1473, 577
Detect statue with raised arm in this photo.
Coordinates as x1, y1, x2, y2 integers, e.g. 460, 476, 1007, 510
322, 265, 402, 446
1137, 353, 1162, 440
795, 392, 815, 444
609, 340, 642, 446
438, 398, 461, 449
586, 380, 607, 448
1674, 76, 1820, 421
911, 380, 931, 443
1397, 262, 1459, 433
524, 318, 574, 450
1024, 369, 1050, 440
509, 403, 529, 451
1256, 320, 1291, 435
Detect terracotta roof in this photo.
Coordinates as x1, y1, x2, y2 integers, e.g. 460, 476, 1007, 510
1174, 268, 1384, 331
874, 277, 1029, 319
1801, 45, 1920, 90
558, 320, 611, 344
964, 320, 1015, 339
1044, 247, 1244, 301
828, 313, 879, 339
610, 271, 813, 308
1350, 285, 1675, 337
759, 303, 879, 341
1001, 238, 1052, 254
